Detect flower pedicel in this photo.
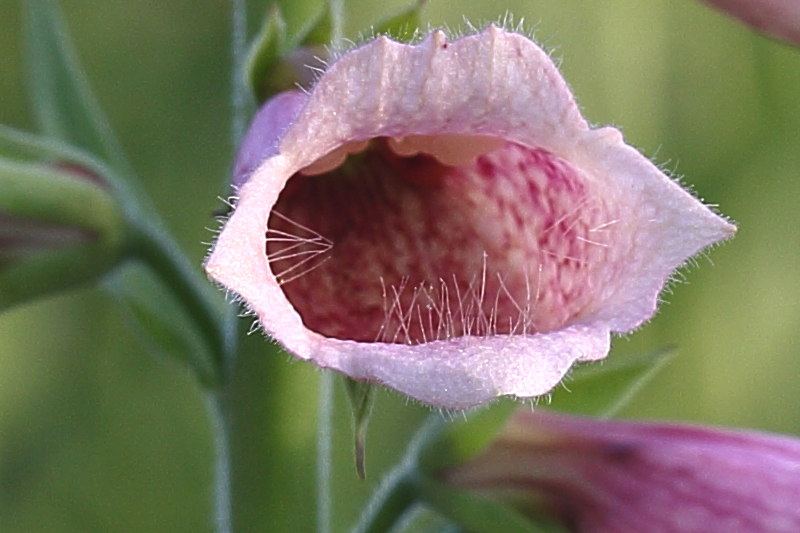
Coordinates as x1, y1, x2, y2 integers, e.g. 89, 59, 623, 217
206, 26, 735, 408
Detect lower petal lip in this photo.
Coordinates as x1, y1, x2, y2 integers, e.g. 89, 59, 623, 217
307, 323, 611, 408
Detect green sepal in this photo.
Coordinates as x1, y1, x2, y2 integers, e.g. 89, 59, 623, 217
373, 1, 427, 41
301, 1, 334, 47
343, 377, 376, 479
418, 398, 517, 473
548, 346, 676, 418
246, 3, 289, 103
104, 263, 219, 387
410, 473, 568, 533
23, 0, 139, 187
0, 157, 125, 312
246, 1, 334, 103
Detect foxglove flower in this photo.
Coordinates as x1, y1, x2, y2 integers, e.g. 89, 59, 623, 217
441, 410, 800, 532
206, 26, 735, 408
700, 0, 800, 46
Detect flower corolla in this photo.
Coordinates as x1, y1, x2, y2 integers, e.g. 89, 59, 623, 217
206, 26, 735, 408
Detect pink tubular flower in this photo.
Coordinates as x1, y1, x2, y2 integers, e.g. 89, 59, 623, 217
441, 410, 800, 533
700, 0, 800, 46
205, 26, 735, 408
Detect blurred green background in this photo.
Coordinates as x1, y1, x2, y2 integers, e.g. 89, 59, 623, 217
1, 0, 799, 531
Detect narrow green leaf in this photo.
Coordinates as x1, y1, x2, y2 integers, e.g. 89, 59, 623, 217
23, 0, 135, 181
246, 0, 336, 102
126, 220, 231, 385
411, 474, 568, 533
373, 1, 427, 41
548, 346, 677, 418
105, 263, 218, 386
0, 243, 120, 312
246, 3, 289, 103
418, 399, 517, 473
344, 377, 376, 479
384, 504, 458, 533
301, 2, 333, 47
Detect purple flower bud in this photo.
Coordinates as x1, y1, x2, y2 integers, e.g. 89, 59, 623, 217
206, 26, 735, 408
700, 0, 800, 45
442, 411, 800, 533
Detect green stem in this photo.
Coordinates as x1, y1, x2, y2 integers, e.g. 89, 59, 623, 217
350, 416, 444, 533
328, 0, 345, 44
127, 219, 229, 382
209, 391, 234, 533
317, 371, 334, 533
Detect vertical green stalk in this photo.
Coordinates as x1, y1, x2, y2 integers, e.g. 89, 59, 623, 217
317, 371, 334, 533
209, 393, 234, 533
231, 0, 253, 153
350, 416, 443, 533
205, 3, 250, 532
328, 0, 345, 44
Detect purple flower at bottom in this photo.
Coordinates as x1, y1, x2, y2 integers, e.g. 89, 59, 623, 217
700, 0, 800, 46
206, 26, 734, 408
441, 410, 800, 533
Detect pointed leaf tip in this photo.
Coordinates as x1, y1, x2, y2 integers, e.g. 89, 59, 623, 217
344, 377, 376, 479
548, 346, 676, 418
374, 0, 427, 41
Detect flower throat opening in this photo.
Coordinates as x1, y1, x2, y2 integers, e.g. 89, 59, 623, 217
266, 135, 619, 345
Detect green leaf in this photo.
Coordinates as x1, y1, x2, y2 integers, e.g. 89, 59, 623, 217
548, 346, 676, 418
23, 0, 136, 182
373, 1, 427, 41
300, 2, 334, 47
245, 3, 289, 103
344, 377, 376, 479
411, 474, 568, 533
418, 399, 517, 473
20, 1, 232, 385
384, 504, 460, 533
246, 0, 337, 102
104, 263, 218, 386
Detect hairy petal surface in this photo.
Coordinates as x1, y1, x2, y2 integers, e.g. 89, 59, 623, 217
442, 410, 800, 533
206, 26, 735, 408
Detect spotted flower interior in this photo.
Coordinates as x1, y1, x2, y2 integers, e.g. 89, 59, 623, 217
269, 135, 622, 346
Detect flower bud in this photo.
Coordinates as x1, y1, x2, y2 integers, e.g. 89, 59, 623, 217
0, 158, 125, 311
442, 410, 800, 532
700, 0, 800, 45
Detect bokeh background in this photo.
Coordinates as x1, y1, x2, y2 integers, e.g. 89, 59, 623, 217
1, 1, 799, 531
